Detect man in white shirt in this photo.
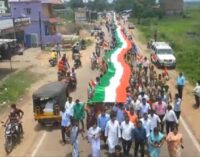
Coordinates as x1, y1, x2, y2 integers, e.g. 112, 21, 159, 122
142, 57, 150, 76
194, 81, 200, 108
60, 107, 72, 144
121, 115, 134, 155
131, 95, 140, 113
138, 91, 149, 103
139, 98, 151, 117
65, 97, 74, 116
105, 112, 121, 154
163, 105, 178, 134
141, 113, 151, 138
148, 110, 161, 132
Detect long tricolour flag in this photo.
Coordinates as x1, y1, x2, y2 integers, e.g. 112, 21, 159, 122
91, 15, 132, 103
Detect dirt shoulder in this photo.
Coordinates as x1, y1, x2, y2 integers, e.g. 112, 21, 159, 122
129, 25, 200, 143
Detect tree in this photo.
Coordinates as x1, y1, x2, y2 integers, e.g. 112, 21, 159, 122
87, 0, 110, 11
114, 0, 134, 12
68, 0, 84, 8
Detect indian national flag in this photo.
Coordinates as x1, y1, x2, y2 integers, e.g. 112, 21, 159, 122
90, 16, 132, 103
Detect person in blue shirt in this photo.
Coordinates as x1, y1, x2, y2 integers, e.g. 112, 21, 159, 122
176, 72, 185, 99
97, 108, 110, 144
112, 103, 125, 124
173, 93, 182, 119
132, 121, 146, 157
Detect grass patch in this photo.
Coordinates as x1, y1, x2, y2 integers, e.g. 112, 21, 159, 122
0, 69, 42, 106
130, 8, 200, 83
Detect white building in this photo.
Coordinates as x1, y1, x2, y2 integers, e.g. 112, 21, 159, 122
0, 1, 7, 14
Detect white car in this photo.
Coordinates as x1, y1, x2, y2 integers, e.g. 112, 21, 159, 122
150, 42, 176, 68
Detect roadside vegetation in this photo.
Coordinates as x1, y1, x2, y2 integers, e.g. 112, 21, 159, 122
0, 69, 41, 106
131, 7, 200, 83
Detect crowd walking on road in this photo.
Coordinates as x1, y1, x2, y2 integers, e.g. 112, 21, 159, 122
57, 15, 187, 157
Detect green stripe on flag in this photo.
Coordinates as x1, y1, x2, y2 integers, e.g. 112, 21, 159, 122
88, 29, 123, 104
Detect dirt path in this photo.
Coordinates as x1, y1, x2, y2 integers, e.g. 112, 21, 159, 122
128, 23, 200, 143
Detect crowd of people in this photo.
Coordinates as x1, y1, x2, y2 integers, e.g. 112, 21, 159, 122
57, 16, 187, 157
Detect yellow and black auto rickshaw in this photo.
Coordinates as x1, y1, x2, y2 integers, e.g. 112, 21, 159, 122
32, 82, 68, 125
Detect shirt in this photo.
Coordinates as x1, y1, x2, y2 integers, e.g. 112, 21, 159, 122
138, 94, 149, 102
163, 110, 178, 123
142, 60, 150, 68
126, 111, 138, 125
141, 118, 151, 137
194, 84, 200, 97
131, 99, 140, 111
121, 121, 134, 141
97, 113, 110, 131
148, 114, 161, 131
65, 101, 75, 115
174, 98, 182, 112
132, 127, 146, 142
73, 103, 85, 120
113, 106, 125, 123
60, 110, 72, 127
176, 76, 185, 86
153, 101, 167, 116
139, 103, 151, 116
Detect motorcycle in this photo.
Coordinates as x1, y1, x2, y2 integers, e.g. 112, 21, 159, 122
73, 53, 81, 69
91, 58, 97, 70
2, 122, 22, 154
70, 76, 77, 89
49, 57, 57, 67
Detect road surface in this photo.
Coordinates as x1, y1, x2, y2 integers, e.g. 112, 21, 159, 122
0, 24, 200, 157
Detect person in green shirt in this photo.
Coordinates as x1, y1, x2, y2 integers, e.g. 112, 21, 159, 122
73, 99, 85, 132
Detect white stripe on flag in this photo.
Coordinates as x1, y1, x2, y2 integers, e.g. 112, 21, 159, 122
104, 24, 127, 102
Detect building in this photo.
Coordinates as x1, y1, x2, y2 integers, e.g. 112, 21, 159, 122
0, 17, 31, 42
160, 0, 183, 14
0, 1, 7, 13
9, 0, 62, 47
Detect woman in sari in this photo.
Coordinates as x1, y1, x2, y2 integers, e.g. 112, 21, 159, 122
166, 125, 184, 157
148, 127, 165, 157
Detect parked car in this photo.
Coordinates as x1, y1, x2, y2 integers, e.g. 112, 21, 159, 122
128, 24, 135, 29
150, 42, 176, 69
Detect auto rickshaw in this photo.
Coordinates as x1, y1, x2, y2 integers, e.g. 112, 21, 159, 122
32, 82, 68, 125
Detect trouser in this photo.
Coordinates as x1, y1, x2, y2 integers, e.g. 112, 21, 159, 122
166, 121, 175, 134
78, 119, 84, 131
101, 130, 106, 144
134, 141, 145, 157
177, 85, 184, 99
122, 139, 132, 154
195, 95, 200, 107
158, 115, 165, 132
175, 111, 181, 119
144, 67, 148, 76
72, 139, 79, 157
61, 126, 66, 142
56, 50, 61, 57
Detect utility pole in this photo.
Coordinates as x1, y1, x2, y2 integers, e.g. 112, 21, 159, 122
39, 11, 43, 50
12, 18, 17, 40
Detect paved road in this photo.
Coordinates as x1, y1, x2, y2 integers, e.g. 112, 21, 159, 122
0, 24, 200, 157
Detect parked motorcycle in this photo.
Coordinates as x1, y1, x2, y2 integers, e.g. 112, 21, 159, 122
2, 122, 22, 154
